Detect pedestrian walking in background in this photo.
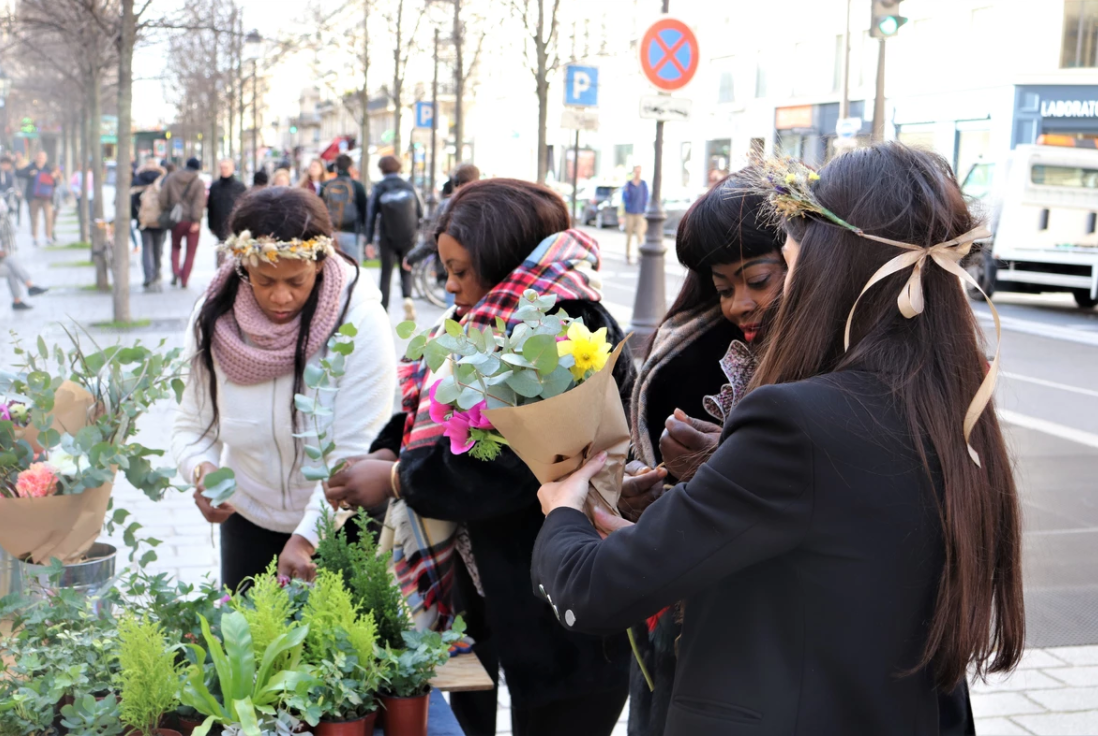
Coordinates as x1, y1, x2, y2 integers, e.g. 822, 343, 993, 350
271, 168, 292, 187
297, 158, 326, 195
320, 153, 368, 263
71, 168, 94, 219
0, 157, 17, 201
364, 154, 421, 319
534, 143, 1024, 736
18, 151, 56, 246
11, 153, 27, 226
158, 156, 206, 289
172, 187, 395, 592
0, 212, 48, 311
132, 156, 167, 290
622, 165, 649, 265
207, 158, 247, 267
325, 180, 633, 736
405, 164, 480, 309
50, 164, 69, 239
252, 170, 268, 188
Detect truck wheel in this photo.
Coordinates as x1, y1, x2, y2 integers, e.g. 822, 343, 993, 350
1073, 289, 1098, 309
964, 249, 997, 301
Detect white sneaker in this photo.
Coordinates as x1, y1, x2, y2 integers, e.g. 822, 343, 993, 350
403, 297, 417, 322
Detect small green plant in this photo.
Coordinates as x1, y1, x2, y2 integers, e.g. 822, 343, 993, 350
230, 560, 297, 668
90, 319, 153, 330
294, 323, 358, 482
378, 617, 466, 698
60, 694, 125, 736
50, 258, 95, 268
180, 611, 317, 736
117, 614, 181, 736
314, 509, 410, 649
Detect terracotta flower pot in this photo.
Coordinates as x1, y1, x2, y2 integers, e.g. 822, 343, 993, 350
314, 711, 378, 736
381, 692, 430, 736
176, 717, 204, 736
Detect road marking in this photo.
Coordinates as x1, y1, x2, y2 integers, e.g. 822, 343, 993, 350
1002, 372, 1098, 399
974, 309, 1098, 347
999, 409, 1098, 450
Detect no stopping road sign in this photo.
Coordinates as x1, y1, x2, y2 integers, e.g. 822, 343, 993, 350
640, 18, 699, 92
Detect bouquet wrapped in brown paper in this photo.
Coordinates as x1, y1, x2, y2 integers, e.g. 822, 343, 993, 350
398, 289, 629, 518
1, 331, 185, 563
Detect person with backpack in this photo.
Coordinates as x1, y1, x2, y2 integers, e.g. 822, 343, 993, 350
365, 154, 421, 320
17, 151, 56, 247
320, 154, 368, 264
132, 157, 167, 291
207, 158, 248, 267
158, 157, 207, 289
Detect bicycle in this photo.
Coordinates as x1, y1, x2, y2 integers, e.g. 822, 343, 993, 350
412, 252, 449, 308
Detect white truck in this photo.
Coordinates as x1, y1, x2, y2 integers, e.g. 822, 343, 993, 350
962, 141, 1098, 309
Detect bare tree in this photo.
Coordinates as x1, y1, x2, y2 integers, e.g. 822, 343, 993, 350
509, 0, 562, 184
383, 0, 427, 162
451, 0, 485, 165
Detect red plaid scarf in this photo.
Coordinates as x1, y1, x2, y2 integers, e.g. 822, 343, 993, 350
399, 228, 603, 451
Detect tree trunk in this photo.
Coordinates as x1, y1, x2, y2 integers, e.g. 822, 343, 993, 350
78, 105, 89, 245
112, 0, 136, 322
90, 67, 110, 291
237, 14, 245, 171
359, 0, 371, 189
536, 70, 548, 184
392, 0, 403, 163
453, 0, 464, 163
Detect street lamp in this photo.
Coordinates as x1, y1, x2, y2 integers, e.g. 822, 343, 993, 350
245, 30, 262, 176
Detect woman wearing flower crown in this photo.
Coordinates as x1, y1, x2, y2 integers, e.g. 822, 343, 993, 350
324, 179, 635, 736
534, 143, 1025, 735
171, 186, 396, 592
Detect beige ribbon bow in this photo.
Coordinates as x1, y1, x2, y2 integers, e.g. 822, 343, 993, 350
843, 226, 998, 466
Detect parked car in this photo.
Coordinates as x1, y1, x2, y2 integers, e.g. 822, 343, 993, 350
593, 188, 622, 229
580, 184, 617, 226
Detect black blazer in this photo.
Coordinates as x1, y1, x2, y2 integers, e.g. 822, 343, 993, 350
532, 371, 955, 736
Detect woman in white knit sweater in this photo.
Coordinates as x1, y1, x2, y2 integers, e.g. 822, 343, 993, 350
172, 187, 396, 591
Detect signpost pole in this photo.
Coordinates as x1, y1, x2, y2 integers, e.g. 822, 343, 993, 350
571, 128, 580, 225
630, 0, 674, 344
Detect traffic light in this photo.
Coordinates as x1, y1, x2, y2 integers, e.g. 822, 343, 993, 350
870, 0, 907, 39
289, 125, 298, 134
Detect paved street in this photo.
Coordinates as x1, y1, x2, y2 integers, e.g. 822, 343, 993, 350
3, 211, 1098, 734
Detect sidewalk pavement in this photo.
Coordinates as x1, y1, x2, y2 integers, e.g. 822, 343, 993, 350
2, 207, 1094, 735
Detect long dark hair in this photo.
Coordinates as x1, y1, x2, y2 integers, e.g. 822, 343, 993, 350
751, 142, 1024, 689
436, 178, 571, 287
649, 172, 783, 359
192, 187, 361, 466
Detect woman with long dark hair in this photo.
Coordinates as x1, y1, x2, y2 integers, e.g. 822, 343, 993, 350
324, 179, 634, 736
621, 173, 784, 736
171, 187, 396, 592
534, 143, 1024, 735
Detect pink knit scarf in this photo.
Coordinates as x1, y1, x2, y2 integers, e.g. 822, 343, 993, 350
209, 257, 347, 385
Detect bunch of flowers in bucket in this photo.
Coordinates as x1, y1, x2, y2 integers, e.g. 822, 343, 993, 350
398, 288, 631, 516
0, 328, 185, 564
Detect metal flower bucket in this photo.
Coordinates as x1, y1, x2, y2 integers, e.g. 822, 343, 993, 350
0, 542, 117, 617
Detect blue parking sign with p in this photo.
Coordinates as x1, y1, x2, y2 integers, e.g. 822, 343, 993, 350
415, 102, 435, 128
565, 66, 598, 107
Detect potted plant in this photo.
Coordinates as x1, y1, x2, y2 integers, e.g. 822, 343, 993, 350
117, 613, 183, 736
289, 570, 385, 736
179, 611, 317, 736
376, 618, 466, 736
60, 693, 125, 736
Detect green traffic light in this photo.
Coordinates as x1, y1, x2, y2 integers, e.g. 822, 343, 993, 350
290, 125, 298, 134
878, 15, 900, 35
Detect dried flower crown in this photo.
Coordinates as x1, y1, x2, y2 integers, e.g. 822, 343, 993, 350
745, 157, 1000, 467
218, 229, 336, 267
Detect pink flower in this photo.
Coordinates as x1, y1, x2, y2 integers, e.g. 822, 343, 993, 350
14, 462, 59, 499
442, 413, 476, 455
428, 381, 452, 424
464, 401, 493, 430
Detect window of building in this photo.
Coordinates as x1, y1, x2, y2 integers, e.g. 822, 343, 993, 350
955, 126, 991, 181
718, 70, 735, 104
614, 144, 633, 169
1062, 0, 1098, 68
962, 163, 995, 200
755, 58, 768, 98
1031, 164, 1098, 188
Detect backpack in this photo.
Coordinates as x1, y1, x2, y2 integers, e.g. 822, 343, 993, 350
138, 177, 164, 229
32, 171, 55, 200
322, 177, 359, 231
378, 186, 419, 244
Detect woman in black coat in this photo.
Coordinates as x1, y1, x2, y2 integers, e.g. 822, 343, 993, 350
533, 143, 1026, 736
325, 179, 633, 736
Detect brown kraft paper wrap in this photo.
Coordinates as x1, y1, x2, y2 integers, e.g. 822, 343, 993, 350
483, 343, 629, 520
1, 381, 113, 564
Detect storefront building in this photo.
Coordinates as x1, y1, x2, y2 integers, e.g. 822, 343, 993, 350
1012, 83, 1098, 145
773, 101, 869, 168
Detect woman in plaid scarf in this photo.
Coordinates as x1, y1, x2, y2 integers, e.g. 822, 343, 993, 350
326, 179, 635, 736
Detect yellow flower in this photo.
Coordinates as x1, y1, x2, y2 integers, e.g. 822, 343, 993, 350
808, 171, 820, 182
784, 173, 796, 184
557, 322, 612, 381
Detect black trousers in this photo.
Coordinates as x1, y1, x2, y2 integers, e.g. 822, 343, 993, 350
379, 236, 414, 310
512, 688, 629, 736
